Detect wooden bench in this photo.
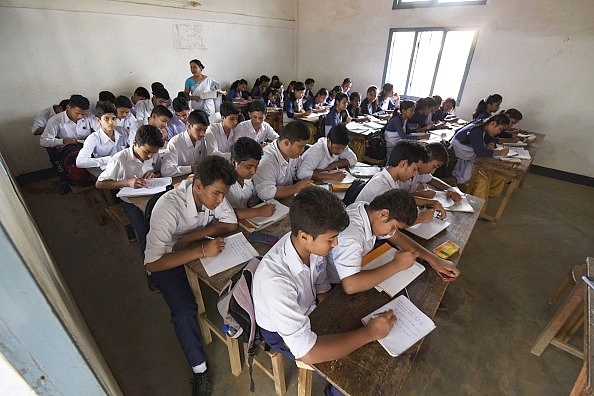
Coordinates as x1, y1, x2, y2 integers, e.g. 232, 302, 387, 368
105, 204, 136, 244
70, 185, 105, 226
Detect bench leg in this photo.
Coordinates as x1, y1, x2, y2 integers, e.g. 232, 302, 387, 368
297, 367, 313, 396
184, 267, 213, 345
270, 352, 286, 396
83, 189, 104, 225
226, 335, 242, 377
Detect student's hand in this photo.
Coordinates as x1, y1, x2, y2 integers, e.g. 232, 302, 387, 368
257, 203, 277, 217
295, 179, 314, 193
143, 171, 157, 179
416, 209, 435, 224
432, 259, 460, 281
415, 189, 436, 199
326, 171, 347, 181
129, 176, 147, 188
365, 310, 397, 341
494, 147, 509, 156
304, 110, 313, 116
433, 202, 446, 219
392, 249, 418, 272
417, 133, 431, 140
446, 189, 462, 202
62, 138, 78, 145
202, 238, 225, 257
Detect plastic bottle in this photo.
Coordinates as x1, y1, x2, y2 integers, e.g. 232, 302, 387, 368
222, 324, 237, 337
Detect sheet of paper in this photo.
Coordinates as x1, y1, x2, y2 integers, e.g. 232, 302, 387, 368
319, 169, 356, 184
200, 233, 259, 277
502, 141, 528, 147
406, 218, 449, 239
349, 164, 380, 178
116, 177, 172, 198
513, 147, 531, 160
201, 90, 218, 99
363, 121, 385, 130
433, 191, 474, 213
248, 199, 290, 228
361, 295, 436, 357
346, 121, 369, 132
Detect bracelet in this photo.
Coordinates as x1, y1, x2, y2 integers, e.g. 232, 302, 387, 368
201, 244, 205, 257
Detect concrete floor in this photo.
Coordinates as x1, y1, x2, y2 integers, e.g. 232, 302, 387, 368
21, 173, 594, 396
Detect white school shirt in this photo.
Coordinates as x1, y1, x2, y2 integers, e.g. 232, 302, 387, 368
326, 202, 376, 283
404, 172, 433, 193
76, 127, 128, 170
296, 137, 357, 180
39, 111, 95, 147
204, 122, 237, 161
116, 113, 138, 135
134, 98, 154, 125
144, 179, 237, 265
161, 131, 206, 177
355, 168, 408, 203
235, 120, 278, 144
226, 179, 256, 209
31, 106, 56, 134
252, 140, 301, 201
253, 232, 330, 359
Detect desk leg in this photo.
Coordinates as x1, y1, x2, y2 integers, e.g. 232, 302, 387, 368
570, 362, 587, 396
297, 367, 313, 396
226, 334, 242, 377
83, 189, 105, 226
184, 267, 213, 345
492, 179, 520, 223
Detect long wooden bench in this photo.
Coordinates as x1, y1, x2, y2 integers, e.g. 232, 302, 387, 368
105, 204, 136, 244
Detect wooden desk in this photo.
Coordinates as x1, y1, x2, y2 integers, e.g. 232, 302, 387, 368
308, 195, 484, 396
469, 132, 545, 223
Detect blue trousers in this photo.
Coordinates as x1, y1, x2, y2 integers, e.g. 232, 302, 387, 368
45, 147, 69, 184
122, 202, 147, 259
151, 265, 206, 367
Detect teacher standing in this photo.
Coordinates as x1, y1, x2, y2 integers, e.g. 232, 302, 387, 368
184, 59, 223, 116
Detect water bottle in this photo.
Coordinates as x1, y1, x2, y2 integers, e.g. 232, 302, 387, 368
222, 324, 237, 337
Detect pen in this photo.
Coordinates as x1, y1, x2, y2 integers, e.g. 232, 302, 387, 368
204, 236, 215, 240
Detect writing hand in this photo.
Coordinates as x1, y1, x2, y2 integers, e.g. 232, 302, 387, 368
366, 310, 397, 340
203, 238, 225, 257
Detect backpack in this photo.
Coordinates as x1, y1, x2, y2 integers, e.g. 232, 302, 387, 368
57, 143, 93, 186
364, 127, 386, 161
342, 178, 367, 206
433, 139, 457, 179
217, 256, 262, 392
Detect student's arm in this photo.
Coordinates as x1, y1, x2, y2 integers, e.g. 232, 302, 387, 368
161, 141, 193, 177
146, 237, 224, 273
253, 157, 313, 201
204, 126, 232, 160
31, 109, 49, 135
173, 220, 237, 252
388, 231, 460, 280
39, 117, 64, 147
427, 177, 462, 202
274, 180, 313, 199
76, 135, 110, 169
234, 204, 276, 220
413, 196, 446, 221
469, 128, 501, 157
95, 177, 139, 190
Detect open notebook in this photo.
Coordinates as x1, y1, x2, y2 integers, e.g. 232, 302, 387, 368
406, 218, 449, 240
238, 199, 289, 231
116, 177, 172, 198
200, 233, 259, 277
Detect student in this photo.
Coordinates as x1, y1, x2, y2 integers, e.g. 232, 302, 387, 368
384, 100, 428, 158
129, 105, 173, 146
130, 86, 150, 117
495, 108, 524, 142
252, 120, 312, 200
432, 97, 456, 122
271, 75, 280, 86
327, 189, 460, 295
135, 85, 170, 125
204, 101, 240, 160
161, 110, 209, 177
377, 83, 399, 112
253, 186, 396, 371
360, 85, 383, 116
226, 137, 276, 219
270, 80, 284, 107
234, 100, 278, 145
297, 123, 357, 181
76, 103, 128, 177
283, 81, 307, 124
263, 87, 279, 108
40, 94, 95, 195
341, 77, 352, 98
144, 155, 237, 395
451, 114, 510, 198
304, 88, 329, 112
324, 92, 352, 135
346, 92, 367, 120
251, 75, 270, 100
355, 141, 446, 223
96, 124, 164, 263
406, 97, 439, 133
226, 79, 250, 102
303, 78, 315, 101
427, 95, 441, 125
324, 85, 342, 107
166, 96, 191, 140
472, 94, 503, 121
114, 96, 137, 135
31, 99, 69, 135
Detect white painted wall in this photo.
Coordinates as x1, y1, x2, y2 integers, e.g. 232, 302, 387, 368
297, 0, 594, 177
0, 0, 296, 175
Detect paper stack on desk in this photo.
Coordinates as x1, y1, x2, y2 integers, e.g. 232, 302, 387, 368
406, 218, 449, 239
116, 177, 172, 197
433, 191, 474, 213
200, 233, 259, 277
238, 199, 290, 232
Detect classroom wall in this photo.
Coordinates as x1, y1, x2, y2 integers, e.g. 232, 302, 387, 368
296, 0, 594, 178
0, 0, 296, 175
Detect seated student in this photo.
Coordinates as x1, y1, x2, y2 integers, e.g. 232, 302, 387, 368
166, 96, 191, 140
377, 83, 399, 113
253, 186, 396, 372
96, 125, 164, 263
135, 85, 170, 125
130, 86, 150, 118
234, 100, 278, 145
40, 94, 96, 195
303, 78, 315, 101
297, 123, 357, 181
472, 94, 502, 121
227, 137, 276, 219
252, 120, 312, 200
204, 101, 240, 160
226, 79, 251, 102
144, 155, 237, 395
327, 189, 460, 295
360, 85, 385, 117
283, 81, 307, 124
427, 95, 441, 124
251, 75, 270, 100
31, 99, 69, 135
263, 87, 279, 108
406, 97, 437, 133
324, 92, 352, 135
76, 103, 128, 177
284, 80, 296, 103
451, 114, 510, 199
384, 100, 429, 158
494, 108, 524, 143
114, 95, 137, 135
129, 105, 172, 147
271, 75, 280, 86
341, 77, 352, 98
432, 97, 456, 123
356, 141, 446, 224
346, 92, 368, 121
324, 85, 342, 107
270, 80, 284, 107
161, 110, 209, 177
304, 88, 329, 113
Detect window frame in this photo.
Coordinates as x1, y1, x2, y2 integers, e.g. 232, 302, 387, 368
393, 0, 486, 9
381, 27, 479, 104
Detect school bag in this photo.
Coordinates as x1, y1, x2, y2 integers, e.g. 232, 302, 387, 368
342, 178, 367, 206
364, 127, 386, 161
57, 143, 93, 186
217, 256, 262, 392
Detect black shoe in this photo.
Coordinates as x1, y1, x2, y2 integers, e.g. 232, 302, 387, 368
59, 183, 71, 195
437, 301, 448, 312
190, 372, 211, 396
147, 274, 160, 294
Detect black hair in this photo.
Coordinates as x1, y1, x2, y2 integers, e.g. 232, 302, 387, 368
115, 95, 133, 109
305, 78, 315, 85
473, 94, 503, 120
293, 82, 306, 92
58, 99, 70, 111
153, 86, 170, 100
425, 142, 448, 164
248, 100, 267, 113
230, 79, 248, 90
290, 186, 349, 238
253, 75, 270, 90
190, 59, 205, 69
349, 92, 361, 101
369, 190, 418, 226
503, 108, 523, 121
485, 113, 510, 126
134, 86, 150, 99
151, 82, 165, 93
177, 91, 190, 101
330, 85, 343, 95
135, 124, 164, 148
188, 109, 210, 126
415, 97, 429, 111
432, 95, 443, 106
220, 101, 240, 117
327, 124, 351, 146
98, 91, 116, 104
382, 83, 394, 93
334, 92, 348, 106
94, 102, 117, 118
172, 97, 190, 112
68, 94, 90, 110
232, 137, 263, 163
315, 88, 329, 98
442, 97, 456, 109
150, 105, 173, 119
424, 96, 437, 108
342, 77, 352, 85
279, 120, 310, 142
271, 80, 283, 90
271, 75, 280, 83
387, 140, 428, 166
194, 155, 236, 188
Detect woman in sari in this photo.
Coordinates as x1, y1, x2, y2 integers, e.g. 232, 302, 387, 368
184, 59, 223, 116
